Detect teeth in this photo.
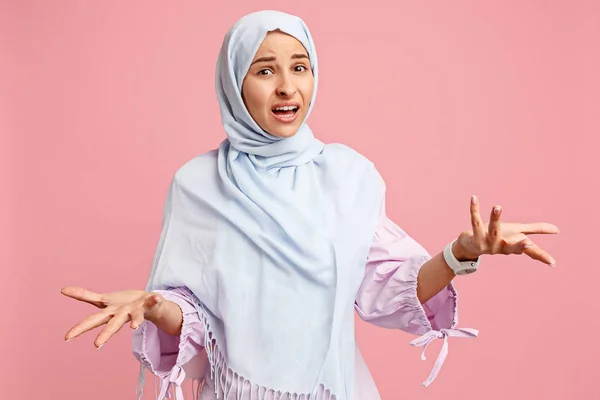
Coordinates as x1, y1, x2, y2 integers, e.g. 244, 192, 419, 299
274, 106, 298, 111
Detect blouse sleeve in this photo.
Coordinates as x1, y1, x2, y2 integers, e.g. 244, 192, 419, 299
132, 286, 208, 400
355, 206, 478, 387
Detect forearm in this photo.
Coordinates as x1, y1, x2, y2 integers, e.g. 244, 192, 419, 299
145, 299, 184, 336
416, 241, 471, 304
416, 251, 455, 303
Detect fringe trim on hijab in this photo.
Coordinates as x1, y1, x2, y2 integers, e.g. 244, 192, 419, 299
196, 303, 338, 400
135, 302, 338, 400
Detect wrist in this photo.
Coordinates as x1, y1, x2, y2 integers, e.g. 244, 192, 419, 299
147, 299, 183, 336
144, 301, 163, 325
445, 239, 481, 276
451, 240, 479, 262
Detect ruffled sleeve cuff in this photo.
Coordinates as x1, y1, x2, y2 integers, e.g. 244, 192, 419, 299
132, 287, 207, 399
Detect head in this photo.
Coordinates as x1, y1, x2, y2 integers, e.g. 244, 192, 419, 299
216, 11, 319, 157
242, 30, 314, 138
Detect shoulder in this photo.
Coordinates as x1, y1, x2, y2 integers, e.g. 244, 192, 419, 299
321, 143, 384, 183
322, 143, 371, 163
172, 149, 219, 186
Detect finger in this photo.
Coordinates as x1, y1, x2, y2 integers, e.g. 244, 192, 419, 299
523, 243, 557, 267
488, 205, 503, 252
95, 312, 130, 348
61, 286, 105, 308
470, 195, 485, 242
501, 236, 533, 255
64, 311, 112, 341
511, 222, 560, 236
130, 308, 145, 330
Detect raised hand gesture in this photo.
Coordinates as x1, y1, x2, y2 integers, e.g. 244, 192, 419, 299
452, 195, 559, 266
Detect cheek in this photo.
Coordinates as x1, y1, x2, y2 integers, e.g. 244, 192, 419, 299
300, 77, 315, 104
242, 80, 269, 115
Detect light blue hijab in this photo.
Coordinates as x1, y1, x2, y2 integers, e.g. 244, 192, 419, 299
145, 10, 385, 399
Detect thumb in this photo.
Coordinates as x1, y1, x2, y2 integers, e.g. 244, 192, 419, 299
144, 293, 163, 312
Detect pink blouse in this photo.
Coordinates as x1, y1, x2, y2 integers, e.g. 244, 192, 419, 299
132, 214, 476, 400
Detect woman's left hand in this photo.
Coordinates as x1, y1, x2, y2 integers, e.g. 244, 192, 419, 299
453, 195, 559, 266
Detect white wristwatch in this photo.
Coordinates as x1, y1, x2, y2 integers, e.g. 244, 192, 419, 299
443, 239, 480, 275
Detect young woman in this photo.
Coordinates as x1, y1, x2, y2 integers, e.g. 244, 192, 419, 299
62, 10, 558, 400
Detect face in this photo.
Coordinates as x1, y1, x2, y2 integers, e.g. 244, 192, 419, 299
242, 30, 314, 138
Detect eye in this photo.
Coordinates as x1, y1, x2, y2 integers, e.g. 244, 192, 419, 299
294, 65, 308, 72
257, 68, 273, 75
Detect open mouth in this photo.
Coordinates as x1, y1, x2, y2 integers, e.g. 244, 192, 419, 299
271, 105, 299, 121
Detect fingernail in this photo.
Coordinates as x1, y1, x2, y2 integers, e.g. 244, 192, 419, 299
471, 195, 477, 205
97, 344, 104, 350
493, 206, 501, 215
65, 338, 71, 343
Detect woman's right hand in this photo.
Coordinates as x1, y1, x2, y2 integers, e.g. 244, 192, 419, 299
61, 287, 167, 349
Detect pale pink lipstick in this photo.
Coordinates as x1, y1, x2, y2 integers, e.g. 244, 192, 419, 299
271, 102, 300, 123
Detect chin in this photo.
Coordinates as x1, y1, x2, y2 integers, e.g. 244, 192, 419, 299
269, 125, 300, 138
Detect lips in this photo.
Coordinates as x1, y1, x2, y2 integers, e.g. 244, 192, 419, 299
271, 102, 300, 123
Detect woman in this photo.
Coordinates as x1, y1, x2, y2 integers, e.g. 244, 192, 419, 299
61, 10, 558, 400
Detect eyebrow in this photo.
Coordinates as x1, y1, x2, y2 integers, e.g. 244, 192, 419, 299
250, 53, 309, 65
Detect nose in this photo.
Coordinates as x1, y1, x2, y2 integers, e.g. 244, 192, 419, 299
276, 72, 297, 97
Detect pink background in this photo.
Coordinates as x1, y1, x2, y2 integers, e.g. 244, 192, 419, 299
2, 1, 599, 399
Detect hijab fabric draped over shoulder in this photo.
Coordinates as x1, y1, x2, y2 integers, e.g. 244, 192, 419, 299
145, 10, 385, 399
